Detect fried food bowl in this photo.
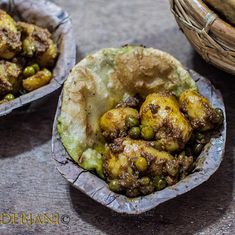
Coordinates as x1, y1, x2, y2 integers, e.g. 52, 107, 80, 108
0, 0, 76, 116
52, 46, 226, 214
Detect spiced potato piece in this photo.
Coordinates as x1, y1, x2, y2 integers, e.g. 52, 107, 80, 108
104, 138, 193, 197
0, 60, 22, 96
22, 68, 52, 92
0, 10, 21, 59
100, 107, 139, 140
140, 92, 192, 152
179, 90, 223, 131
17, 22, 57, 67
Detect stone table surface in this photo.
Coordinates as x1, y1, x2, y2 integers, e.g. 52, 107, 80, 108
0, 0, 234, 234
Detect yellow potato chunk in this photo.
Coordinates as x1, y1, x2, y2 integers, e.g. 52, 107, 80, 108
0, 61, 22, 96
104, 138, 179, 196
179, 90, 218, 131
105, 139, 173, 179
22, 69, 52, 92
0, 10, 21, 59
140, 92, 192, 152
17, 21, 57, 67
100, 107, 139, 139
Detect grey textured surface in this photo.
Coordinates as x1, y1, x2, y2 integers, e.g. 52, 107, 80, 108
0, 0, 234, 234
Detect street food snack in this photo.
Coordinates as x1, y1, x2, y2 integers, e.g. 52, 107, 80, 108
58, 46, 224, 197
0, 9, 57, 104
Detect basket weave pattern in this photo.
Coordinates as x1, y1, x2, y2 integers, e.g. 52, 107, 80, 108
170, 0, 235, 75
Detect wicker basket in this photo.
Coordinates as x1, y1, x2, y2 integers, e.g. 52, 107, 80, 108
170, 0, 235, 75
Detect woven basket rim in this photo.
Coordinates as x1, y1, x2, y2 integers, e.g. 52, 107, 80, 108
170, 0, 235, 44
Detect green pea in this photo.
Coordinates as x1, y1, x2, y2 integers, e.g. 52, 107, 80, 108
108, 180, 121, 192
139, 176, 150, 186
22, 39, 35, 57
153, 176, 167, 190
127, 167, 133, 175
126, 115, 139, 128
141, 126, 155, 140
31, 63, 40, 72
4, 93, 15, 101
129, 127, 141, 139
153, 140, 163, 150
195, 132, 206, 144
23, 66, 36, 78
196, 132, 204, 140
214, 108, 224, 125
42, 68, 52, 78
135, 156, 148, 171
193, 143, 204, 155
